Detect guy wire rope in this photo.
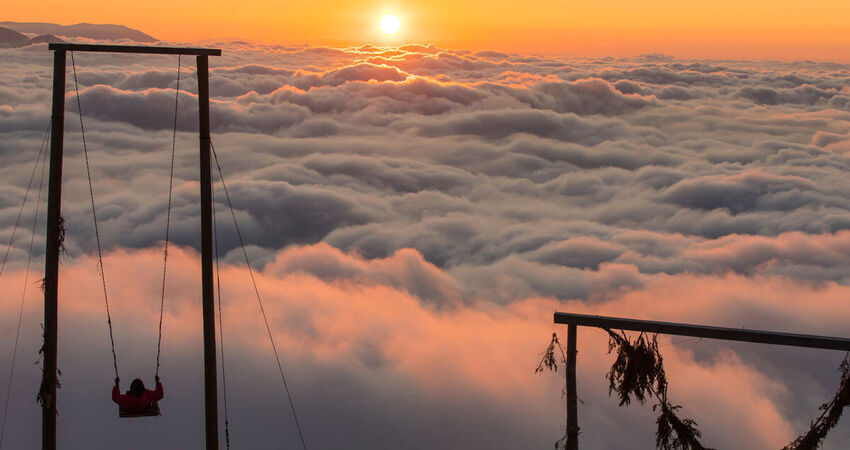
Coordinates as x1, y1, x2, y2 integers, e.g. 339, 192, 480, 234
212, 175, 232, 450
210, 140, 308, 450
0, 120, 52, 278
0, 121, 50, 450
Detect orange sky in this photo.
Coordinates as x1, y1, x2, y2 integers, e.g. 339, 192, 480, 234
5, 0, 850, 60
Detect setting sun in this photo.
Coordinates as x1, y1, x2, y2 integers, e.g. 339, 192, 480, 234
379, 14, 401, 34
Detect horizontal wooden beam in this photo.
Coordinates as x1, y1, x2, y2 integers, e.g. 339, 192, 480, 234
48, 43, 221, 56
554, 312, 850, 351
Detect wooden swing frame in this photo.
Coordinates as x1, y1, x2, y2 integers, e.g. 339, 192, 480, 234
42, 43, 221, 449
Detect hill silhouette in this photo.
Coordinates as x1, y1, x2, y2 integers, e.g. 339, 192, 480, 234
27, 34, 64, 45
0, 26, 28, 46
0, 26, 64, 48
0, 22, 156, 42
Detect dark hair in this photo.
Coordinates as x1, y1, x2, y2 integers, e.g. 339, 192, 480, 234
128, 378, 146, 398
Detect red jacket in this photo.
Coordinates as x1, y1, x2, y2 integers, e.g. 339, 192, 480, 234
112, 381, 164, 410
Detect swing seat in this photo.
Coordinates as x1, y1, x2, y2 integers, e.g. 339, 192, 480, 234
119, 402, 162, 418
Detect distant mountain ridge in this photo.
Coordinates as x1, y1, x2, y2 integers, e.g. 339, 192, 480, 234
0, 26, 28, 44
0, 26, 64, 48
0, 22, 156, 42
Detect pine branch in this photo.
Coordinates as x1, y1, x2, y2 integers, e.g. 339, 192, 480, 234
605, 329, 667, 406
654, 402, 708, 450
784, 354, 850, 450
535, 333, 569, 449
536, 333, 566, 374
605, 329, 711, 450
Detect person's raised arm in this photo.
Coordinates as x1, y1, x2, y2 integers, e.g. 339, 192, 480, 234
112, 377, 121, 404
152, 375, 164, 401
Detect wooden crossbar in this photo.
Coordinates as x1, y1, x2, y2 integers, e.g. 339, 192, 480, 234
554, 312, 850, 351
49, 43, 221, 56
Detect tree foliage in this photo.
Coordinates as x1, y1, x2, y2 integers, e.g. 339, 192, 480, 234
536, 332, 566, 375
57, 215, 66, 256
654, 402, 707, 450
784, 354, 850, 450
605, 329, 711, 450
535, 332, 569, 449
606, 330, 666, 406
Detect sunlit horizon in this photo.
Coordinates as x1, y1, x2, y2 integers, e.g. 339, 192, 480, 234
4, 0, 850, 61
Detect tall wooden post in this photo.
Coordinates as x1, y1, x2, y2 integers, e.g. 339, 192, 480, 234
41, 49, 66, 450
566, 324, 578, 450
197, 54, 219, 450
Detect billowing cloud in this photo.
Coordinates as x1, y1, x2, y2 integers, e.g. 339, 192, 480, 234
3, 245, 848, 448
2, 41, 850, 449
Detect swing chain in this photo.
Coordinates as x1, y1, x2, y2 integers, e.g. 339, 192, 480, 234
72, 51, 119, 379
72, 52, 181, 382
156, 54, 181, 378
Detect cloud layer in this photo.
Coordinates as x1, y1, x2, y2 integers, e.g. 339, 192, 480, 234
1, 42, 850, 449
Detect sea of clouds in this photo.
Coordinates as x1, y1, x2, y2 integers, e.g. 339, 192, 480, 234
1, 41, 850, 449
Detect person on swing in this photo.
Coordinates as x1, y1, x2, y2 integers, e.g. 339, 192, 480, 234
112, 376, 164, 411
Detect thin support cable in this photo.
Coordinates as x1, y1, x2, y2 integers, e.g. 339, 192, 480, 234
0, 137, 49, 450
212, 180, 232, 450
71, 51, 119, 379
156, 55, 181, 378
0, 119, 51, 278
210, 140, 308, 450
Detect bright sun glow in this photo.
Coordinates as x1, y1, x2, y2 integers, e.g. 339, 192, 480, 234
380, 14, 401, 34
